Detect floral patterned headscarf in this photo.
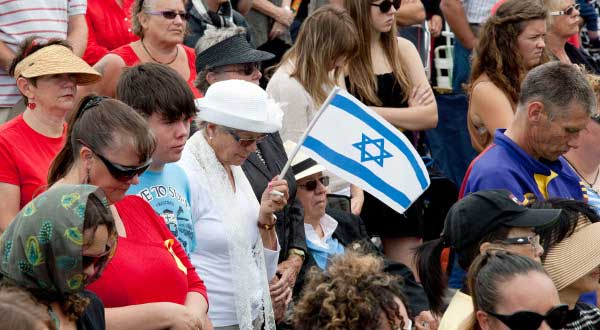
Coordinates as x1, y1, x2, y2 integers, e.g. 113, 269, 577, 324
0, 184, 114, 301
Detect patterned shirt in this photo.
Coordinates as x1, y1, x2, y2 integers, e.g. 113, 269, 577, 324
0, 0, 87, 107
565, 303, 600, 330
461, 0, 496, 24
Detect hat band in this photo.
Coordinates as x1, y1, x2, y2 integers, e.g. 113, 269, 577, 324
292, 157, 319, 176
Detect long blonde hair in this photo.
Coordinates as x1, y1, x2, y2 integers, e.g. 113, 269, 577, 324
344, 0, 412, 105
279, 5, 358, 106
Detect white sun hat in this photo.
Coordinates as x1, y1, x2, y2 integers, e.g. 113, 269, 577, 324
195, 79, 283, 133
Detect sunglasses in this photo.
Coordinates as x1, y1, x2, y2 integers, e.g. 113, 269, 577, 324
226, 130, 267, 147
82, 245, 112, 270
485, 304, 570, 330
550, 3, 580, 16
78, 140, 152, 182
220, 62, 261, 76
298, 176, 329, 191
371, 0, 401, 13
145, 10, 189, 20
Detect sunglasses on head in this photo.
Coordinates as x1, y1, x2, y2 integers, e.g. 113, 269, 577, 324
78, 140, 152, 182
485, 304, 571, 330
298, 176, 329, 191
226, 129, 267, 147
145, 10, 189, 20
371, 0, 401, 13
550, 3, 580, 16
220, 62, 261, 76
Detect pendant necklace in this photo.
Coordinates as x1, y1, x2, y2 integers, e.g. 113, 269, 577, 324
564, 157, 600, 194
141, 39, 178, 65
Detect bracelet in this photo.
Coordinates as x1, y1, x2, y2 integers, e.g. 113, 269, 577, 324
288, 248, 305, 262
258, 215, 277, 231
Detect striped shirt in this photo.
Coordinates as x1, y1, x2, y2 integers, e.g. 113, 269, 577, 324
461, 0, 496, 24
0, 0, 86, 107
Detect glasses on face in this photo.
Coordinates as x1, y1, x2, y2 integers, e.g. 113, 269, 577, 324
298, 176, 329, 191
550, 3, 580, 16
145, 10, 189, 20
485, 304, 570, 330
220, 62, 261, 76
498, 235, 541, 252
371, 0, 401, 13
82, 245, 112, 270
78, 140, 152, 182
226, 130, 267, 147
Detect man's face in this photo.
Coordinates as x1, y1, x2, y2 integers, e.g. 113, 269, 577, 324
530, 101, 590, 161
213, 62, 262, 85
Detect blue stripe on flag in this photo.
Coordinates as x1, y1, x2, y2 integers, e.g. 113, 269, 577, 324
330, 94, 429, 189
304, 136, 411, 208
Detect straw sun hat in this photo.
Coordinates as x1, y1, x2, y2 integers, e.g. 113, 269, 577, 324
13, 44, 101, 85
543, 216, 600, 290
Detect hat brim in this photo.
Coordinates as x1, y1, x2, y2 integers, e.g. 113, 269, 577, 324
503, 208, 561, 229
295, 164, 326, 181
195, 101, 282, 133
207, 48, 275, 69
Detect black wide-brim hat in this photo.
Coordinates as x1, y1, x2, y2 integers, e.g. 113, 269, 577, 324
195, 33, 275, 71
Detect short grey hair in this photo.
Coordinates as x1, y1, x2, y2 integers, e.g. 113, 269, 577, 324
518, 61, 596, 119
194, 26, 248, 93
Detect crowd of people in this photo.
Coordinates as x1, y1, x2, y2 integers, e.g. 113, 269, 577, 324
2, 0, 600, 329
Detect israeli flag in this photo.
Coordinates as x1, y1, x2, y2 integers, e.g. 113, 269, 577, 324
287, 88, 430, 214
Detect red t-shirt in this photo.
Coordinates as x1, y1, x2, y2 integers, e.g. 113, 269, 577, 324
87, 196, 208, 307
110, 44, 203, 98
83, 0, 139, 65
0, 115, 66, 208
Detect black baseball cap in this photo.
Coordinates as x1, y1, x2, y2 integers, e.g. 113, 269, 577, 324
442, 189, 561, 251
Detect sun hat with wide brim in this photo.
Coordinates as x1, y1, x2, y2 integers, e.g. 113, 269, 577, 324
195, 79, 283, 133
543, 217, 600, 291
195, 33, 275, 71
14, 44, 101, 85
283, 140, 325, 181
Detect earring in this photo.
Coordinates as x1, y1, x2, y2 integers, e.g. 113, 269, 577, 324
83, 167, 91, 184
27, 102, 36, 110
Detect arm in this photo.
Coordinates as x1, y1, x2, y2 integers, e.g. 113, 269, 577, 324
395, 0, 426, 27
184, 292, 212, 330
67, 14, 88, 57
251, 0, 294, 26
0, 41, 15, 71
350, 184, 364, 216
0, 183, 19, 233
77, 54, 125, 99
105, 303, 199, 330
469, 81, 515, 137
440, 0, 477, 49
371, 38, 438, 130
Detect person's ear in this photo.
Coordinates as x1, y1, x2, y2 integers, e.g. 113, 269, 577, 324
206, 71, 219, 85
476, 311, 493, 330
480, 242, 492, 255
80, 146, 94, 166
16, 77, 35, 100
527, 101, 545, 124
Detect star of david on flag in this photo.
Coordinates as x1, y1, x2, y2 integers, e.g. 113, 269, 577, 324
281, 88, 430, 214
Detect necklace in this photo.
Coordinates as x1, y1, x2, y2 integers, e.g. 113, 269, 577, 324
141, 39, 178, 65
564, 157, 600, 194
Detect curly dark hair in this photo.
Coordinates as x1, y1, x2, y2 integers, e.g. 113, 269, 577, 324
469, 0, 548, 103
0, 286, 56, 330
293, 251, 409, 330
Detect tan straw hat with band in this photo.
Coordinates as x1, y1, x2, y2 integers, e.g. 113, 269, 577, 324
13, 44, 101, 85
543, 217, 600, 290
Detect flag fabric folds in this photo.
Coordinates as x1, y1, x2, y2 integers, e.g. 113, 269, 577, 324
299, 89, 430, 214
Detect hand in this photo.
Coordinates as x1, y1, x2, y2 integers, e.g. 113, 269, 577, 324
276, 257, 302, 290
275, 7, 294, 27
260, 177, 289, 220
200, 312, 213, 330
271, 285, 292, 323
269, 21, 288, 40
169, 304, 203, 330
408, 83, 435, 108
415, 311, 439, 330
428, 15, 443, 38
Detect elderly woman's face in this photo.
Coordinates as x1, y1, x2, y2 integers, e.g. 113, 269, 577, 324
140, 0, 186, 43
296, 172, 328, 219
207, 125, 265, 166
21, 73, 77, 113
550, 0, 580, 38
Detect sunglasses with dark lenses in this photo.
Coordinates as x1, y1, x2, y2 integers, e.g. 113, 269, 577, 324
226, 130, 267, 147
145, 10, 190, 20
371, 0, 401, 13
221, 62, 261, 76
79, 140, 152, 182
550, 3, 580, 16
485, 304, 571, 330
299, 176, 330, 191
82, 245, 112, 270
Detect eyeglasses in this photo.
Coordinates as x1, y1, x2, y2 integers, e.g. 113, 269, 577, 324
298, 176, 329, 191
498, 235, 542, 252
550, 3, 580, 16
145, 10, 189, 20
226, 130, 267, 147
78, 140, 152, 182
220, 62, 261, 76
82, 245, 112, 270
485, 304, 571, 330
591, 113, 600, 124
371, 0, 401, 13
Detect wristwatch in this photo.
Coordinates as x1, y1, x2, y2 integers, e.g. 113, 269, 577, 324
257, 214, 277, 231
288, 248, 305, 262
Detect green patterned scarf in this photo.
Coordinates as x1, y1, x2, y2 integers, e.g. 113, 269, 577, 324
0, 184, 111, 301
